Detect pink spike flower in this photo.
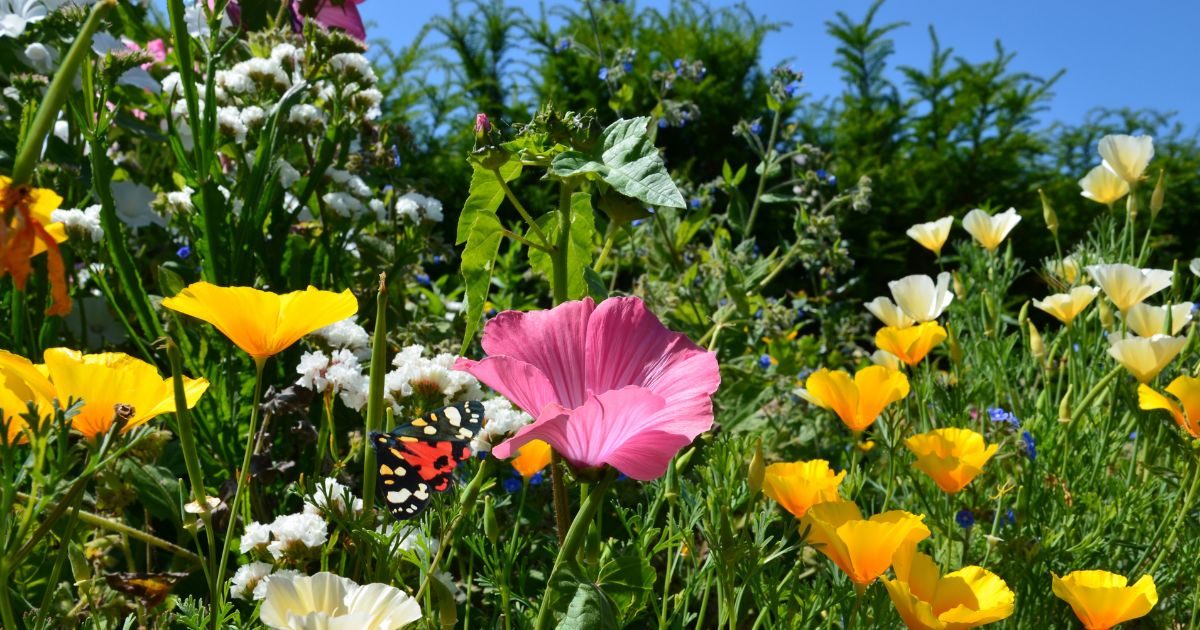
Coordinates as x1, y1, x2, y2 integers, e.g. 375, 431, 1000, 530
454, 297, 720, 480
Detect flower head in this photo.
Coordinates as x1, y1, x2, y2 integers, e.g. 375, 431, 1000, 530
1098, 134, 1154, 184
1, 177, 70, 315
1138, 375, 1200, 438
0, 349, 56, 444
458, 297, 719, 481
888, 272, 955, 323
1051, 570, 1157, 630
865, 296, 916, 329
1032, 286, 1099, 326
905, 217, 954, 257
905, 428, 997, 494
1078, 164, 1130, 205
883, 545, 1015, 630
290, 0, 367, 41
42, 348, 208, 439
510, 439, 552, 478
1122, 302, 1193, 337
962, 208, 1020, 252
230, 562, 274, 601
1085, 264, 1172, 313
260, 571, 422, 630
876, 322, 947, 367
762, 460, 845, 518
1106, 333, 1185, 383
162, 282, 358, 362
802, 501, 931, 586
266, 512, 328, 560
801, 366, 909, 432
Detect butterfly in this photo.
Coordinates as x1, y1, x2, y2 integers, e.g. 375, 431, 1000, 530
104, 571, 189, 608
369, 401, 485, 520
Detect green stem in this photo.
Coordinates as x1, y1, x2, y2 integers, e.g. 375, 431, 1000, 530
743, 107, 782, 239
214, 358, 266, 616
362, 274, 388, 514
10, 0, 115, 184
415, 457, 494, 602
845, 584, 866, 630
593, 221, 618, 271
166, 339, 216, 601
495, 168, 551, 248
1072, 366, 1124, 421
534, 470, 617, 630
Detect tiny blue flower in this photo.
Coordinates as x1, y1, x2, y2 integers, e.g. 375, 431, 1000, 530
486, 307, 498, 317
673, 58, 684, 72
1073, 342, 1080, 353
955, 509, 975, 529
1021, 431, 1037, 462
555, 38, 571, 53
416, 273, 431, 287
1129, 431, 1138, 440
696, 66, 706, 80
598, 67, 609, 80
631, 219, 643, 227
658, 118, 668, 128
987, 407, 1020, 429
719, 298, 727, 306
797, 368, 813, 381
758, 354, 772, 369
1005, 508, 1016, 525
784, 82, 798, 97
754, 308, 763, 319
816, 169, 827, 179
827, 175, 837, 186
502, 475, 523, 493
432, 255, 443, 264
176, 245, 191, 259
475, 451, 488, 460
689, 198, 701, 209
528, 471, 544, 487
750, 122, 763, 135
622, 61, 633, 73
616, 473, 629, 482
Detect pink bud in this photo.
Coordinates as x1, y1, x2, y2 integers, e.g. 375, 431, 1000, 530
475, 113, 491, 135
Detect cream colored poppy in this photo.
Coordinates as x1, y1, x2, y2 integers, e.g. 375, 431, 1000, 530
962, 208, 1021, 252
1098, 134, 1154, 184
1106, 333, 1186, 383
905, 217, 954, 257
1032, 286, 1100, 325
1078, 164, 1130, 205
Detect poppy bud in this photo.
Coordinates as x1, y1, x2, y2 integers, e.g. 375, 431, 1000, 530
1150, 169, 1166, 219
1126, 190, 1139, 220
952, 272, 967, 300
1098, 298, 1114, 331
1039, 189, 1058, 237
1017, 301, 1030, 332
1058, 384, 1073, 424
946, 323, 963, 365
1029, 321, 1045, 364
748, 438, 765, 497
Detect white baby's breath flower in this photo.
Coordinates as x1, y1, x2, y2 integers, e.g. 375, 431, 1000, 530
322, 191, 365, 218
230, 561, 273, 601
183, 495, 225, 514
288, 103, 324, 129
277, 160, 302, 189
231, 56, 290, 91
329, 52, 376, 84
51, 205, 103, 242
163, 186, 195, 215
296, 351, 331, 392
394, 192, 444, 223
240, 521, 271, 554
314, 317, 370, 351
239, 105, 266, 130
266, 512, 328, 560
217, 105, 248, 144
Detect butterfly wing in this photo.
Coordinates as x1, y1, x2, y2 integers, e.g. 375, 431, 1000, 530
369, 402, 486, 520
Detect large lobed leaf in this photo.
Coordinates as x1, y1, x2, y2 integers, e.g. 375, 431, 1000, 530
550, 117, 686, 209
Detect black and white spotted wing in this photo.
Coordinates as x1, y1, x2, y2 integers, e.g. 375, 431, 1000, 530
369, 401, 485, 520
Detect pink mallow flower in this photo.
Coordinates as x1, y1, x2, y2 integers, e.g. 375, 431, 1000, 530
455, 297, 720, 480
291, 0, 367, 42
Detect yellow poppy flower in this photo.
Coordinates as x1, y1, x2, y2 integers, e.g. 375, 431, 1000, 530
1122, 302, 1193, 337
802, 501, 930, 586
962, 208, 1020, 252
883, 544, 1015, 629
1051, 570, 1157, 630
1106, 333, 1185, 383
905, 217, 954, 257
162, 282, 359, 361
762, 460, 845, 519
1098, 134, 1154, 184
43, 348, 209, 439
1046, 256, 1081, 284
802, 366, 910, 432
511, 439, 552, 478
1032, 286, 1099, 326
905, 428, 998, 494
1078, 164, 1130, 205
866, 296, 915, 329
1138, 375, 1200, 438
876, 322, 947, 367
1085, 264, 1172, 313
0, 350, 57, 444
1, 176, 70, 315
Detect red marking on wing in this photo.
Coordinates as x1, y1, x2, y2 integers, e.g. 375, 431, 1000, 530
401, 441, 465, 480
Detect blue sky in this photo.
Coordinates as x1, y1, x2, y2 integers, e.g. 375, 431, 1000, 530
360, 0, 1199, 129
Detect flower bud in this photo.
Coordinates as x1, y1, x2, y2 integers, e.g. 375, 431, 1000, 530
1017, 301, 1030, 332
483, 495, 499, 545
1039, 189, 1058, 237
1126, 190, 1139, 220
748, 438, 765, 496
1098, 298, 1114, 331
1029, 321, 1045, 364
984, 292, 998, 337
947, 323, 964, 365
1150, 169, 1166, 218
952, 272, 967, 300
1058, 384, 1073, 424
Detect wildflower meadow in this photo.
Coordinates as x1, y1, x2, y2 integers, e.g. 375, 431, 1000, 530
2, 0, 1200, 628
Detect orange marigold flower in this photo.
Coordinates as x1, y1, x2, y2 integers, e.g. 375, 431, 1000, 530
1, 176, 70, 315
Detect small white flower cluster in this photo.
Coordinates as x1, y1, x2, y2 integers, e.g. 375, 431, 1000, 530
473, 397, 533, 452
162, 186, 195, 215
303, 477, 364, 517
377, 522, 439, 563
394, 191, 445, 224
265, 512, 329, 560
50, 205, 103, 242
295, 349, 370, 410
229, 563, 303, 601
314, 317, 371, 354
384, 345, 483, 414
320, 168, 384, 220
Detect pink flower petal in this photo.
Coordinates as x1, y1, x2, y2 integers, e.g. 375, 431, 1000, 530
585, 296, 720, 414
479, 298, 595, 408
453, 356, 560, 419
292, 0, 367, 41
493, 386, 696, 480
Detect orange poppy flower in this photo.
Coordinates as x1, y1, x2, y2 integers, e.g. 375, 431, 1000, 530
875, 322, 947, 367
1, 176, 69, 315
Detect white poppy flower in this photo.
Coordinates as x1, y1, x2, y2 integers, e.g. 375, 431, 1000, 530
962, 208, 1021, 252
259, 572, 421, 630
1085, 264, 1172, 313
1098, 134, 1154, 183
887, 272, 954, 323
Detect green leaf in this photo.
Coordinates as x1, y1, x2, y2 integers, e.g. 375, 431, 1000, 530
460, 213, 504, 351
548, 564, 619, 630
595, 189, 651, 225
123, 461, 181, 525
597, 552, 656, 621
157, 265, 185, 298
584, 267, 609, 301
457, 158, 522, 245
527, 193, 595, 301
759, 192, 798, 204
549, 117, 686, 209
